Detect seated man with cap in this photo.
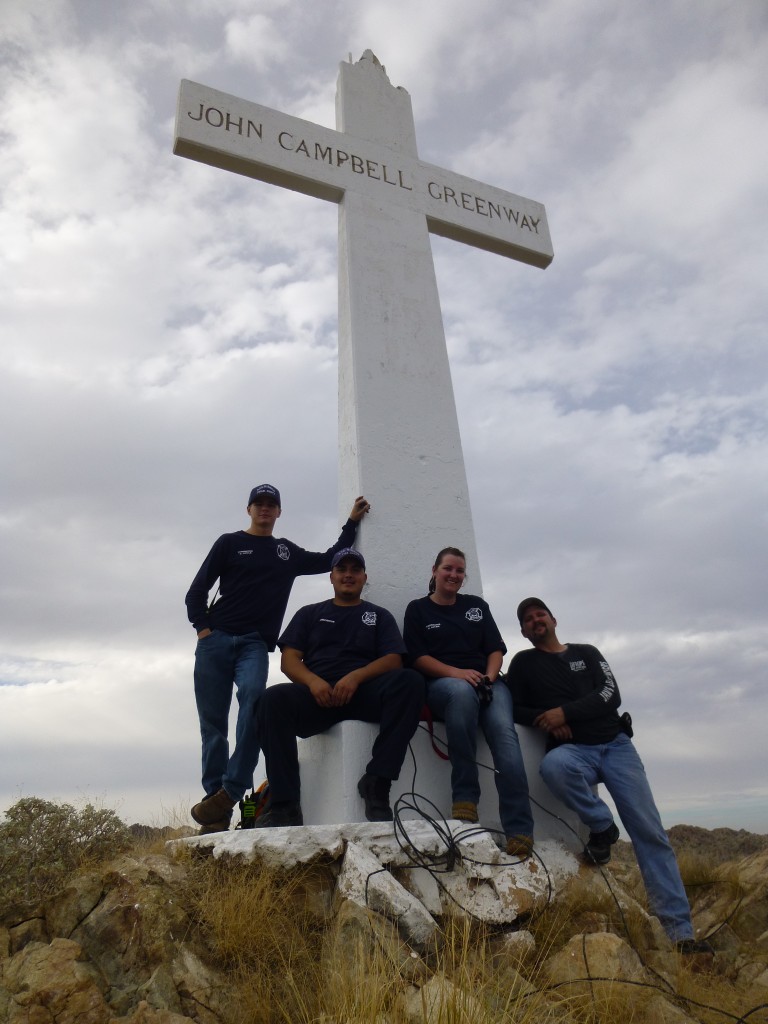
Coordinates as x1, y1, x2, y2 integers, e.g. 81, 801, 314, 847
255, 548, 424, 826
506, 596, 713, 955
185, 486, 370, 834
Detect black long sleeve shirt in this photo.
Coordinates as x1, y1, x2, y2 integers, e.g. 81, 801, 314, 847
506, 643, 622, 747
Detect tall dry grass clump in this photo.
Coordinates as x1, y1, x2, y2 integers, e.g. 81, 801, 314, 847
677, 848, 744, 907
183, 854, 352, 1023
676, 849, 726, 887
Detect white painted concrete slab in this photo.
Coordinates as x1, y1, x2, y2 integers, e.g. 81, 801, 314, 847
296, 719, 585, 847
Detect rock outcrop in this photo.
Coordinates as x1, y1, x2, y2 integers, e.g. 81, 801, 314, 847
1, 824, 766, 1024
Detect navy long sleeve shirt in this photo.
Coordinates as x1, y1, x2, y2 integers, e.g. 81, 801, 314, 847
184, 519, 358, 649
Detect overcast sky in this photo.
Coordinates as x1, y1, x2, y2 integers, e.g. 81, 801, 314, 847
1, 0, 766, 834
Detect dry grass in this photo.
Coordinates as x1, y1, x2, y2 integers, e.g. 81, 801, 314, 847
182, 860, 552, 1023
7, 796, 764, 1023
525, 870, 654, 964
676, 849, 741, 889
183, 855, 330, 1023
675, 961, 768, 1024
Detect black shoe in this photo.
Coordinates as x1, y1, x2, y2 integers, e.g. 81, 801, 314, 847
676, 938, 715, 955
357, 773, 393, 822
585, 822, 620, 865
253, 801, 303, 828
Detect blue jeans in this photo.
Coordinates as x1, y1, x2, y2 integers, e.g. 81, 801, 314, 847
427, 677, 534, 839
193, 629, 268, 802
540, 733, 693, 941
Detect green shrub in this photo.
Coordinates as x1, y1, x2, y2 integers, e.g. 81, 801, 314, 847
0, 796, 132, 910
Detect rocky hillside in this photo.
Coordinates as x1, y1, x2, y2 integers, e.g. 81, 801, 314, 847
1, 825, 766, 1024
613, 824, 768, 866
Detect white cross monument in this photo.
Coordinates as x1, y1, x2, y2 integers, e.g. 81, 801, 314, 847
174, 53, 575, 841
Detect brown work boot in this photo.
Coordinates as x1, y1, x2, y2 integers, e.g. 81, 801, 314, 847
506, 834, 534, 859
451, 801, 479, 823
198, 813, 232, 836
191, 787, 237, 827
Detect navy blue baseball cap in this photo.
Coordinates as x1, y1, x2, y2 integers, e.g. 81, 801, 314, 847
331, 547, 366, 570
248, 484, 281, 506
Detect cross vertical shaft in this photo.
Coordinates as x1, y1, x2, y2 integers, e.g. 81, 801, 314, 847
337, 54, 481, 618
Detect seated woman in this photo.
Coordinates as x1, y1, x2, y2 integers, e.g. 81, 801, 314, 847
403, 546, 534, 857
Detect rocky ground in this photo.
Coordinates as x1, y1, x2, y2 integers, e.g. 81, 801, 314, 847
1, 824, 766, 1024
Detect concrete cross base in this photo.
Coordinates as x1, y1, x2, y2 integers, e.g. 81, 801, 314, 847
297, 720, 586, 845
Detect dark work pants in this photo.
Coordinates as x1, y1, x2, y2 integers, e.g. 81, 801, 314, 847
256, 669, 425, 803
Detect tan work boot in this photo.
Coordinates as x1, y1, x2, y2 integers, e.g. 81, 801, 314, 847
506, 834, 534, 859
451, 801, 479, 823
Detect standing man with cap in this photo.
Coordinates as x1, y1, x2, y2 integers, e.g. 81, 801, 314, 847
254, 548, 424, 827
185, 486, 370, 833
506, 598, 712, 953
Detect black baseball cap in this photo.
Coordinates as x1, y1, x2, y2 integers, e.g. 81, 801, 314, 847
248, 484, 281, 506
517, 597, 553, 623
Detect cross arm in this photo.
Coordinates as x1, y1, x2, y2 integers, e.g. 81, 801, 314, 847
174, 79, 552, 267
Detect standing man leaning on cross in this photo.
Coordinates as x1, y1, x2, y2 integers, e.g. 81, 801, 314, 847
185, 485, 370, 833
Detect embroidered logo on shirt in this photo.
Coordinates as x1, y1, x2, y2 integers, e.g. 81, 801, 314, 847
237, 550, 253, 555
426, 623, 440, 630
276, 544, 290, 561
362, 611, 377, 626
465, 607, 483, 622
569, 660, 586, 672
319, 618, 335, 624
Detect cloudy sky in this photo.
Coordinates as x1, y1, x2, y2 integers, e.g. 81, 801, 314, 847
1, 0, 766, 834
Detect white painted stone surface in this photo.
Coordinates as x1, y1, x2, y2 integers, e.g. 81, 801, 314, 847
170, 824, 582, 928
338, 840, 438, 948
296, 718, 586, 846
402, 867, 443, 917
173, 820, 577, 872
